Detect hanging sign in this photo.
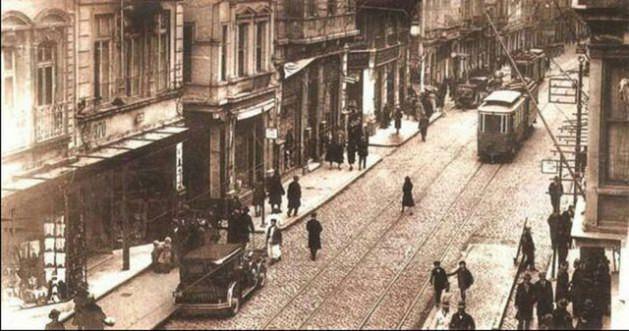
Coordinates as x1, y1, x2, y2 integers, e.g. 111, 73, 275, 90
266, 128, 278, 140
541, 159, 559, 174
175, 142, 185, 193
549, 78, 578, 104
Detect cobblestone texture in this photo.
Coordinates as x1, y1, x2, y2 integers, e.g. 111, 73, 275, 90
162, 52, 580, 330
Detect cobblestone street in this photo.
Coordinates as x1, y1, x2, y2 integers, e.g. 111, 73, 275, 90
162, 52, 579, 330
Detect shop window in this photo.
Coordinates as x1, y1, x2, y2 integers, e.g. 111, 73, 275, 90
156, 10, 170, 91
237, 23, 248, 77
256, 22, 266, 73
94, 14, 113, 103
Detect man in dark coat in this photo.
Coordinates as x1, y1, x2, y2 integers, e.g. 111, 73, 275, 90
268, 169, 285, 213
570, 260, 587, 318
238, 207, 255, 246
447, 261, 474, 302
347, 140, 357, 171
73, 295, 108, 330
401, 176, 415, 214
287, 176, 302, 217
394, 107, 403, 134
548, 176, 564, 214
555, 261, 570, 303
577, 299, 602, 330
552, 299, 573, 330
45, 309, 64, 330
547, 211, 561, 266
421, 92, 434, 119
515, 273, 536, 330
521, 227, 536, 271
449, 301, 475, 330
558, 205, 574, 264
227, 209, 240, 244
419, 110, 429, 142
306, 213, 323, 261
358, 136, 369, 170
535, 272, 554, 324
430, 261, 449, 307
253, 180, 266, 217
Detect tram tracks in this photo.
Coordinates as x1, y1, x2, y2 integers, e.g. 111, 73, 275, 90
259, 132, 475, 330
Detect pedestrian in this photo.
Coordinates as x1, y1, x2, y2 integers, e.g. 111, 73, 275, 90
266, 219, 282, 264
238, 207, 255, 246
46, 309, 64, 330
73, 294, 112, 330
447, 261, 474, 302
347, 139, 357, 171
521, 227, 536, 271
555, 261, 570, 303
515, 273, 536, 330
547, 211, 561, 264
570, 259, 586, 318
434, 299, 452, 330
421, 92, 434, 120
535, 271, 554, 324
577, 299, 602, 330
156, 237, 174, 273
334, 136, 345, 169
358, 136, 369, 170
326, 137, 338, 169
227, 208, 241, 244
419, 110, 429, 142
253, 179, 266, 218
268, 169, 285, 213
552, 299, 573, 330
558, 205, 574, 263
430, 261, 449, 307
151, 240, 163, 273
394, 107, 403, 135
401, 176, 415, 215
548, 176, 564, 214
449, 301, 476, 330
306, 213, 323, 261
595, 262, 611, 316
287, 176, 302, 217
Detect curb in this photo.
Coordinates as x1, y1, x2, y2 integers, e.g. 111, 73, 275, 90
369, 112, 444, 148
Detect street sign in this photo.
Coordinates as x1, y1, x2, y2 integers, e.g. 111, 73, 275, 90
549, 78, 578, 104
265, 127, 278, 140
541, 159, 559, 174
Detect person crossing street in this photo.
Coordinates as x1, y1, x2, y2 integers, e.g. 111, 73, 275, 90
306, 213, 323, 261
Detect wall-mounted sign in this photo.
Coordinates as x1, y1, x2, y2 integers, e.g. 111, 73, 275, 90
265, 128, 278, 140
541, 159, 559, 174
175, 142, 185, 193
549, 78, 578, 104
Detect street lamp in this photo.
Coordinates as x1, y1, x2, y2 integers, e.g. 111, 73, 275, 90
410, 21, 421, 37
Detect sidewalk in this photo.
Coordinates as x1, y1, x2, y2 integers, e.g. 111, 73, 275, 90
422, 242, 518, 330
1, 244, 153, 330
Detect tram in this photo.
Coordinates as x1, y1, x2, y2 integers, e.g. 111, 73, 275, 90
512, 49, 548, 83
477, 88, 537, 162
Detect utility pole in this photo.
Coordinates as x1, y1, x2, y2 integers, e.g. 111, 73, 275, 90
121, 164, 130, 271
573, 56, 584, 206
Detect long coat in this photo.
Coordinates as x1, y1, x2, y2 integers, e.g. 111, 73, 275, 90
515, 283, 536, 320
555, 269, 570, 302
287, 181, 302, 209
450, 267, 474, 291
239, 213, 255, 243
431, 266, 449, 290
552, 307, 573, 330
325, 141, 338, 163
268, 175, 285, 205
306, 219, 322, 250
358, 138, 369, 157
449, 312, 476, 330
535, 280, 554, 317
347, 142, 357, 164
402, 181, 415, 207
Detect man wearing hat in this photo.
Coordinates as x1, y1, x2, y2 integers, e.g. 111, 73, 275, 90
552, 299, 573, 330
548, 176, 564, 213
515, 273, 536, 330
238, 207, 255, 247
433, 299, 451, 330
447, 261, 474, 302
45, 309, 64, 330
534, 271, 554, 325
448, 301, 475, 330
430, 261, 449, 307
306, 213, 323, 261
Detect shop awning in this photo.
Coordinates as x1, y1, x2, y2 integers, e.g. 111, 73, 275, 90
1, 122, 189, 208
284, 58, 315, 79
234, 99, 275, 121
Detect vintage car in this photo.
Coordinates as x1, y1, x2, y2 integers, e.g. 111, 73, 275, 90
173, 244, 266, 316
455, 76, 489, 109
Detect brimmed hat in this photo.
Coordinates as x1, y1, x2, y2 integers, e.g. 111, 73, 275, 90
49, 309, 60, 319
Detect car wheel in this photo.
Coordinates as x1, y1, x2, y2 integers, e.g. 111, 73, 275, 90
230, 296, 240, 316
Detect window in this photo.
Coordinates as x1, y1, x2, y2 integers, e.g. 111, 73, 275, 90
36, 43, 55, 106
183, 24, 193, 83
237, 23, 248, 77
156, 10, 170, 91
307, 0, 317, 17
221, 25, 228, 81
605, 60, 629, 183
481, 114, 502, 133
125, 36, 142, 96
2, 48, 15, 109
328, 0, 337, 16
94, 14, 113, 102
256, 22, 266, 73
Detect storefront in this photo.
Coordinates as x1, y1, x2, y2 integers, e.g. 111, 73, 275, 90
1, 123, 189, 308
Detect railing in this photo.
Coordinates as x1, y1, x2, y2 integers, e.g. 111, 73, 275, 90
34, 102, 68, 143
285, 14, 356, 42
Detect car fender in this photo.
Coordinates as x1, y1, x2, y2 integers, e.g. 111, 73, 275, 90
227, 281, 238, 306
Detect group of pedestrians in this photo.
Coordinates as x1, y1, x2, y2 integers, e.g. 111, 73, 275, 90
430, 260, 477, 330
264, 212, 323, 264
325, 134, 369, 171
227, 206, 255, 246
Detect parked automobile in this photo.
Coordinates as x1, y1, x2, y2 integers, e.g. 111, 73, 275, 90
174, 243, 266, 316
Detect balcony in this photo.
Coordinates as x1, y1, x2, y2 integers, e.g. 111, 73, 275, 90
280, 14, 359, 44
34, 102, 69, 144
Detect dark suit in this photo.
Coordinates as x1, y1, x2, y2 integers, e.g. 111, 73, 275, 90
515, 282, 536, 330
535, 280, 554, 322
306, 218, 323, 260
449, 311, 476, 330
287, 181, 302, 216
430, 266, 449, 305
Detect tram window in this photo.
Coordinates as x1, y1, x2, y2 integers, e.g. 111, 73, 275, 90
482, 114, 502, 133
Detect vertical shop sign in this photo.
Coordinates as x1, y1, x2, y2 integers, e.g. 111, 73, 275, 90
176, 142, 185, 193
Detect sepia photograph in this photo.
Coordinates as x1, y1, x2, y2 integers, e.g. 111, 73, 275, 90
1, 0, 627, 329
